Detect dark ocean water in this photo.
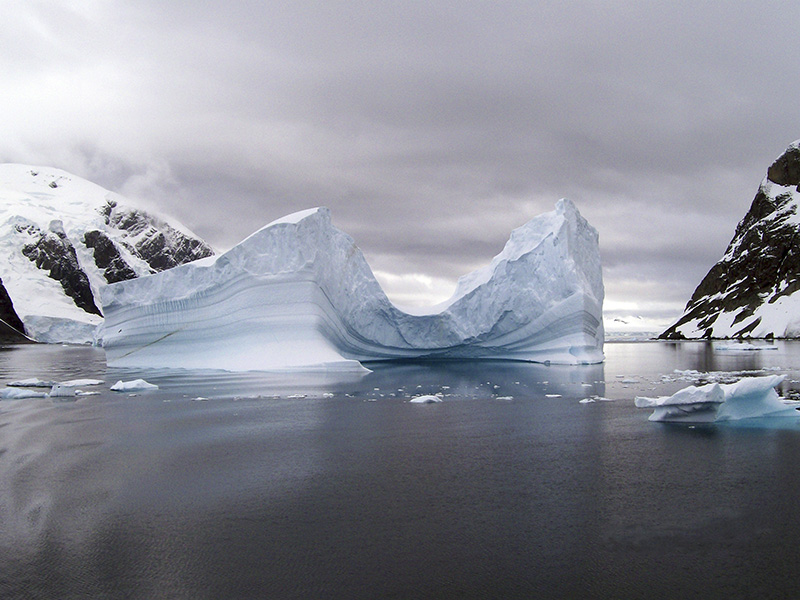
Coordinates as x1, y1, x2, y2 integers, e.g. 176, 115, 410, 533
2, 341, 800, 599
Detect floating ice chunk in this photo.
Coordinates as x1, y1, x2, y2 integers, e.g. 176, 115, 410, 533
8, 378, 57, 388
714, 342, 777, 352
1, 387, 48, 399
636, 375, 795, 423
100, 201, 604, 371
715, 375, 794, 421
110, 379, 158, 392
409, 395, 443, 404
59, 378, 103, 387
49, 384, 76, 397
635, 383, 725, 422
579, 398, 595, 404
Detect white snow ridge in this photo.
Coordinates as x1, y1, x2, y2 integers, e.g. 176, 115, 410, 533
100, 200, 604, 371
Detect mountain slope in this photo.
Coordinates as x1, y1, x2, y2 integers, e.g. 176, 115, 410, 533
0, 164, 214, 343
662, 140, 800, 339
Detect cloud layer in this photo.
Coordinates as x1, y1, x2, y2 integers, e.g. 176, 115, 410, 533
3, 1, 800, 330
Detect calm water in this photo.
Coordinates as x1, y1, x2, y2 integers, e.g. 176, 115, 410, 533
2, 341, 800, 599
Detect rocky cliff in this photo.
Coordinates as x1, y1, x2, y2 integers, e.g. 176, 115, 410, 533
662, 141, 800, 339
0, 165, 214, 343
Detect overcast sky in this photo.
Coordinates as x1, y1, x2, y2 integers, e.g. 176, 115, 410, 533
3, 1, 799, 331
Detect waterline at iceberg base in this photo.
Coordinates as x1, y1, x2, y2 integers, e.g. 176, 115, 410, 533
99, 199, 604, 371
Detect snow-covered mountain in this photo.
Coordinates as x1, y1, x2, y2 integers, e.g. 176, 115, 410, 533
100, 200, 604, 371
0, 164, 214, 343
662, 140, 800, 339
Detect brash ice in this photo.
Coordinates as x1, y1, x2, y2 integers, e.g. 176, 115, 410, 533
100, 200, 604, 371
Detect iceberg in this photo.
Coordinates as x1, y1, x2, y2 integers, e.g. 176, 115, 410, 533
59, 378, 104, 387
49, 384, 76, 398
8, 377, 57, 387
635, 375, 797, 423
409, 395, 443, 404
0, 387, 48, 399
100, 200, 604, 371
110, 379, 159, 392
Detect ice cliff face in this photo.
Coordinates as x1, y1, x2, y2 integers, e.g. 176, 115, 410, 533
100, 200, 604, 371
0, 165, 214, 343
662, 140, 800, 339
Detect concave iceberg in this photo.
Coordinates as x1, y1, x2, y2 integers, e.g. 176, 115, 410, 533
635, 375, 797, 423
100, 199, 604, 371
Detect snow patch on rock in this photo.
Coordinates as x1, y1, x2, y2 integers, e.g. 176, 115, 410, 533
0, 164, 214, 343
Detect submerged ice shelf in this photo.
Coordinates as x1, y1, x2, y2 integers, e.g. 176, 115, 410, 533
100, 200, 604, 371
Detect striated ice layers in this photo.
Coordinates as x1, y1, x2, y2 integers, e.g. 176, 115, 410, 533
635, 375, 797, 423
99, 199, 604, 371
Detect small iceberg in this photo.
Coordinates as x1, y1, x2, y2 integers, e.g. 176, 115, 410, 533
0, 387, 48, 399
110, 379, 159, 392
49, 384, 77, 398
714, 341, 777, 352
7, 378, 57, 388
635, 375, 796, 423
59, 378, 104, 387
409, 395, 443, 404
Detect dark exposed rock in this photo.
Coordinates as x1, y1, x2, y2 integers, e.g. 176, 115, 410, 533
83, 230, 138, 283
0, 277, 29, 342
767, 144, 800, 187
0, 165, 216, 343
661, 141, 800, 339
99, 201, 214, 272
22, 221, 102, 316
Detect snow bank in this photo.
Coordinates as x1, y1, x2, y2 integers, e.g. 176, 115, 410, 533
635, 375, 796, 423
100, 200, 604, 371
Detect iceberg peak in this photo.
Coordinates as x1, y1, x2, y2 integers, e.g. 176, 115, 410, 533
100, 200, 604, 371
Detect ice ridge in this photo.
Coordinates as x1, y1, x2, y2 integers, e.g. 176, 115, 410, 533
100, 200, 604, 371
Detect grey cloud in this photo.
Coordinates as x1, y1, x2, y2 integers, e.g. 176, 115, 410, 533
2, 0, 800, 323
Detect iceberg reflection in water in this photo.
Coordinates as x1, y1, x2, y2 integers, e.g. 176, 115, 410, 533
4, 342, 800, 599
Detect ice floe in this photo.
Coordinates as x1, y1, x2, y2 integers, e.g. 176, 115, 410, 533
110, 379, 159, 392
0, 387, 48, 399
409, 395, 443, 404
635, 374, 797, 423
